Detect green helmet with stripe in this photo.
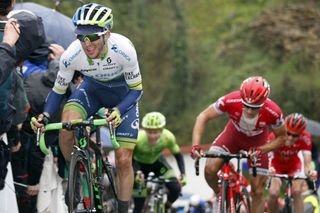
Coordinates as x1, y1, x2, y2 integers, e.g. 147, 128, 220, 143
142, 112, 166, 129
72, 3, 113, 31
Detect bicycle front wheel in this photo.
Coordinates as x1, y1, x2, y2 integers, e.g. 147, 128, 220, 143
68, 149, 95, 213
236, 188, 251, 213
281, 197, 293, 213
219, 180, 228, 213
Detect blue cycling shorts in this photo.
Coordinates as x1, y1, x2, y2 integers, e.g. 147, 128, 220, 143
64, 76, 139, 149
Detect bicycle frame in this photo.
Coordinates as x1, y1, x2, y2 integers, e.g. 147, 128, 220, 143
266, 174, 309, 213
37, 117, 119, 213
195, 152, 255, 213
143, 172, 169, 213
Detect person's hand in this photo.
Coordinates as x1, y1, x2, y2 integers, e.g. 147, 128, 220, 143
27, 184, 39, 196
106, 108, 122, 127
30, 113, 50, 133
179, 174, 187, 186
308, 170, 318, 181
269, 166, 276, 175
11, 141, 21, 153
248, 147, 262, 159
48, 43, 65, 61
3, 18, 20, 47
190, 144, 203, 159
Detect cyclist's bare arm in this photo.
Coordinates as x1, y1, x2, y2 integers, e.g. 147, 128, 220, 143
192, 105, 221, 146
259, 125, 286, 154
303, 151, 317, 180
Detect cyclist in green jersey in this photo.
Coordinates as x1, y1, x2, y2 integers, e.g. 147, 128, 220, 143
132, 112, 187, 212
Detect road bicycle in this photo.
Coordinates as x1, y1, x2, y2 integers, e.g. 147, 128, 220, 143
141, 172, 177, 213
266, 173, 312, 213
37, 115, 120, 213
195, 151, 257, 213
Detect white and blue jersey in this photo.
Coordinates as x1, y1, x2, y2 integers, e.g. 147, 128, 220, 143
44, 33, 143, 148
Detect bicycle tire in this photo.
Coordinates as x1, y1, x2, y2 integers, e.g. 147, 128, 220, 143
102, 161, 118, 212
220, 179, 228, 213
281, 197, 293, 213
159, 201, 166, 213
68, 149, 95, 213
236, 187, 251, 213
141, 194, 155, 213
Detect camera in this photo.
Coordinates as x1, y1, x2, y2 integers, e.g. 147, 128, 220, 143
0, 20, 7, 31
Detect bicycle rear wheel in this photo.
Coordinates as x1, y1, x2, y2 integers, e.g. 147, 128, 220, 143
68, 149, 95, 213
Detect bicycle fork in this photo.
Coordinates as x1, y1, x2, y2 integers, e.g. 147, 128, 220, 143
218, 165, 236, 213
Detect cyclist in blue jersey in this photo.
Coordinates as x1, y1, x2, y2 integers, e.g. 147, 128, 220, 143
31, 3, 143, 212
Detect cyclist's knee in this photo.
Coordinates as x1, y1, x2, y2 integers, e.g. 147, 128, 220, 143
268, 190, 279, 200
204, 164, 218, 178
116, 149, 133, 170
204, 158, 222, 177
292, 188, 302, 197
269, 185, 280, 198
166, 180, 181, 202
251, 185, 264, 197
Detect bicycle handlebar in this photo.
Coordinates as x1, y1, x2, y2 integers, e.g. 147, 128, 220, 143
37, 118, 120, 155
201, 152, 251, 159
269, 173, 309, 180
265, 173, 312, 190
194, 151, 258, 177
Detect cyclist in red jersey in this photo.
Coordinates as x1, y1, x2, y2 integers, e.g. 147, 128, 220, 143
190, 76, 287, 213
268, 113, 317, 213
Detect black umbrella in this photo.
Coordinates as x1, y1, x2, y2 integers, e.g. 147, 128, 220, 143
14, 2, 76, 49
306, 119, 320, 136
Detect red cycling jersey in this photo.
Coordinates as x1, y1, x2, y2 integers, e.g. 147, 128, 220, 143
268, 130, 312, 175
211, 91, 284, 173
213, 91, 284, 137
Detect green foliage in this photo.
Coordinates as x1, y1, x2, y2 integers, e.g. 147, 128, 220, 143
19, 0, 320, 147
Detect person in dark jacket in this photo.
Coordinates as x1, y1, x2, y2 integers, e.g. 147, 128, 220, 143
0, 18, 20, 191
11, 43, 66, 213
0, 0, 46, 138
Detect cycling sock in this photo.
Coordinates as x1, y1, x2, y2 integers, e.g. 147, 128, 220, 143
118, 200, 129, 213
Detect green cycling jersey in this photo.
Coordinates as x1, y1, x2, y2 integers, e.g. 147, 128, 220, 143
133, 129, 180, 164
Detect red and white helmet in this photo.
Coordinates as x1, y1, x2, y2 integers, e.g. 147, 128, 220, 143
285, 113, 307, 135
240, 76, 270, 108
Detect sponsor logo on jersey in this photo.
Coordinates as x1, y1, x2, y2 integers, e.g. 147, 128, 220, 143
280, 150, 297, 156
259, 122, 266, 127
111, 44, 131, 61
57, 75, 68, 87
265, 106, 279, 118
226, 98, 242, 103
63, 59, 70, 68
63, 49, 81, 68
125, 71, 140, 80
94, 70, 122, 79
131, 118, 139, 129
79, 68, 96, 72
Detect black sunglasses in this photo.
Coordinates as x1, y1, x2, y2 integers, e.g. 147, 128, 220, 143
243, 103, 261, 110
287, 132, 300, 138
77, 33, 101, 42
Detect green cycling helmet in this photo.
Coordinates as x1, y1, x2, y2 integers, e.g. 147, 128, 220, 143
142, 112, 166, 129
